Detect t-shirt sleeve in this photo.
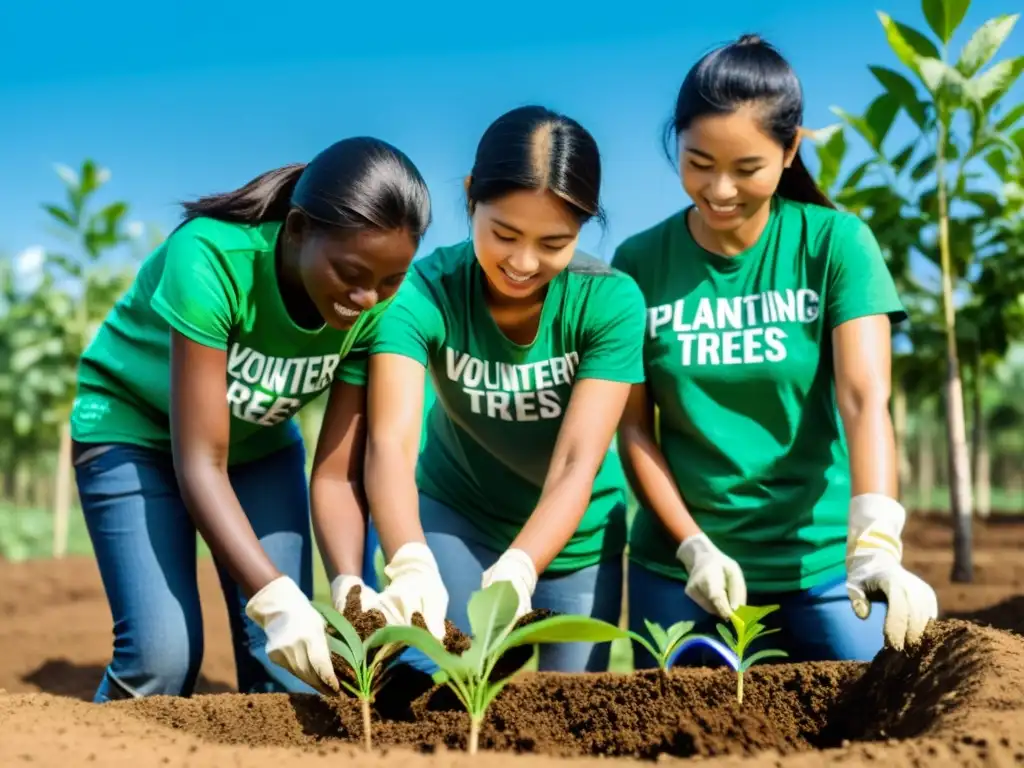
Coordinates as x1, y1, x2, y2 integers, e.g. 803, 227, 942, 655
369, 265, 446, 365
826, 215, 908, 328
151, 226, 240, 350
576, 274, 647, 384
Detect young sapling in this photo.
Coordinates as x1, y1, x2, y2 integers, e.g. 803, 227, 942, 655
628, 619, 696, 670
366, 581, 626, 755
315, 601, 402, 751
714, 604, 788, 704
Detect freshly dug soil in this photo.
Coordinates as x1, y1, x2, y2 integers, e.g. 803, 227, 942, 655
5, 513, 1024, 767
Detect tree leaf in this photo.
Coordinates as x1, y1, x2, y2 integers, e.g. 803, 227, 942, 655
956, 14, 1019, 77
42, 204, 75, 229
922, 0, 970, 45
878, 12, 928, 75
966, 55, 1024, 112
995, 102, 1024, 132
467, 581, 519, 659
500, 614, 626, 651
738, 648, 789, 672
864, 93, 902, 150
890, 141, 917, 175
911, 153, 938, 181
366, 624, 469, 676
644, 619, 669, 653
919, 58, 971, 106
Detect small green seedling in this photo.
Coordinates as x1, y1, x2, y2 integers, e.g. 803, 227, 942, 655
316, 602, 402, 751
367, 581, 625, 754
627, 619, 696, 670
715, 604, 788, 704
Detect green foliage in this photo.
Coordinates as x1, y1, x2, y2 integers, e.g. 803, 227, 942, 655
716, 605, 788, 704
316, 602, 402, 750
366, 582, 625, 754
627, 619, 696, 670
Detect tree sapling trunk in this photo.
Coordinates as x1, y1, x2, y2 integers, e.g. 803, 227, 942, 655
361, 698, 371, 752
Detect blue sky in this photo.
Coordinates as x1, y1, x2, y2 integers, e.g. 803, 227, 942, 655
1, 0, 1021, 281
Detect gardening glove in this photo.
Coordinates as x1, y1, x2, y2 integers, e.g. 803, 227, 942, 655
330, 574, 384, 614
846, 493, 938, 652
676, 533, 747, 620
376, 542, 449, 641
481, 548, 538, 621
245, 575, 340, 696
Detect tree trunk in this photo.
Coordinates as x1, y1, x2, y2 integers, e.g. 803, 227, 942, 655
971, 363, 991, 519
935, 118, 973, 583
52, 423, 72, 559
892, 379, 910, 496
917, 419, 935, 512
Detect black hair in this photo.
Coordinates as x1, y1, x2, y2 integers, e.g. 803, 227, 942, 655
179, 137, 432, 240
466, 105, 606, 228
665, 34, 835, 209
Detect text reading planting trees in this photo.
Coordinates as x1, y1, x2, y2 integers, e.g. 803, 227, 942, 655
445, 348, 580, 422
648, 289, 821, 366
225, 344, 341, 425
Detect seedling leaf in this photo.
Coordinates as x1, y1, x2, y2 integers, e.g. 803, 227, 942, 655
714, 604, 787, 705
644, 619, 669, 651
502, 614, 628, 648
739, 648, 789, 672
366, 624, 470, 675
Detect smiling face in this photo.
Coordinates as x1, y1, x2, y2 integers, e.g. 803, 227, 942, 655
469, 187, 581, 304
679, 104, 800, 235
293, 219, 417, 330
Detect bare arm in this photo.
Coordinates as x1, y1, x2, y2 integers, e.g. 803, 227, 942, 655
832, 315, 898, 496
364, 353, 427, 560
309, 379, 369, 582
511, 378, 634, 573
616, 382, 702, 543
169, 331, 280, 598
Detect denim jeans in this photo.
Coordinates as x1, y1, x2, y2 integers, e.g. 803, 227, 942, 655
626, 561, 886, 668
75, 439, 317, 701
384, 493, 624, 674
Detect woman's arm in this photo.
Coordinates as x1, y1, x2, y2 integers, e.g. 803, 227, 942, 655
363, 353, 428, 558
169, 331, 280, 597
510, 378, 632, 572
309, 378, 370, 584
832, 314, 897, 495
616, 382, 702, 543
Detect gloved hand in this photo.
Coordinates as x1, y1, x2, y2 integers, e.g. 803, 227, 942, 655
846, 493, 938, 651
481, 548, 537, 621
676, 533, 747, 620
330, 574, 384, 615
375, 542, 449, 641
245, 575, 339, 696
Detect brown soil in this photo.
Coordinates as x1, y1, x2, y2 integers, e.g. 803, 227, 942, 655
4, 513, 1024, 767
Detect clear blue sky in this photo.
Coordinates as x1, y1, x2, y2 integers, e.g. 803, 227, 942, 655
1, 0, 1020, 272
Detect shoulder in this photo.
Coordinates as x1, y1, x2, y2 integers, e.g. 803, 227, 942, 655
409, 240, 474, 283
611, 210, 687, 283
563, 252, 645, 326
775, 197, 875, 255
169, 216, 276, 253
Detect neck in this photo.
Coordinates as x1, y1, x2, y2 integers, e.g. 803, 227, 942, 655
275, 238, 322, 330
690, 200, 772, 257
481, 273, 547, 345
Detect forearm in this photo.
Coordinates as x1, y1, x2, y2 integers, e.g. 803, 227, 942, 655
841, 397, 898, 497
364, 440, 425, 560
618, 426, 702, 543
310, 474, 367, 581
511, 463, 594, 573
176, 460, 280, 597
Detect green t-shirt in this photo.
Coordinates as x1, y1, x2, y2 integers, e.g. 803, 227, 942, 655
71, 217, 383, 465
371, 240, 647, 572
612, 196, 906, 592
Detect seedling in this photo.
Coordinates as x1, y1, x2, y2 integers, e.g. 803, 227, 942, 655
627, 619, 696, 670
714, 604, 788, 704
316, 602, 402, 751
366, 581, 625, 755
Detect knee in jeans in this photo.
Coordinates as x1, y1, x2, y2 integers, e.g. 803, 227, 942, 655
113, 629, 204, 697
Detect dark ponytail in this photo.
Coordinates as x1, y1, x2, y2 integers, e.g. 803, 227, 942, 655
179, 137, 432, 241
181, 164, 306, 224
666, 34, 835, 209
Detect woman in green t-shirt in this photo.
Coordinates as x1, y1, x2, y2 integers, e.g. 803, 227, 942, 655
69, 138, 431, 700
611, 35, 938, 667
360, 105, 646, 673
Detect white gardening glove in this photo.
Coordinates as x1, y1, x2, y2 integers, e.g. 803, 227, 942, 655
375, 542, 449, 641
846, 493, 938, 651
330, 574, 384, 614
676, 533, 747, 620
481, 548, 537, 621
245, 575, 339, 695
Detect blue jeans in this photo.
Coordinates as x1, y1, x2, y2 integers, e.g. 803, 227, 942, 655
627, 561, 886, 668
387, 493, 624, 673
75, 440, 317, 702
